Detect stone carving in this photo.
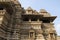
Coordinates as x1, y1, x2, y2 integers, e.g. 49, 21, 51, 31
0, 0, 57, 40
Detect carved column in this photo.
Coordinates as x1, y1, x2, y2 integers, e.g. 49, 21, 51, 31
37, 19, 39, 22
29, 19, 31, 22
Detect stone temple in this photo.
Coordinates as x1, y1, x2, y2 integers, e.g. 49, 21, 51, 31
0, 0, 57, 40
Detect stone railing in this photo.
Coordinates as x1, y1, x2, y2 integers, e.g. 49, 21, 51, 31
20, 21, 42, 30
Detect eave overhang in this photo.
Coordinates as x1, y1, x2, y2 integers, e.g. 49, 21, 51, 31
42, 16, 57, 22
22, 14, 57, 22
22, 14, 43, 19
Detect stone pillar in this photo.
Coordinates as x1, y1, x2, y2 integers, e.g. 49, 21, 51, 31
47, 34, 51, 40
53, 34, 57, 40
37, 19, 39, 22
55, 34, 57, 40
49, 33, 55, 40
29, 19, 31, 22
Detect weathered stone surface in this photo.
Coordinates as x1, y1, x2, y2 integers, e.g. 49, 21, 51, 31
0, 0, 58, 40
57, 36, 60, 40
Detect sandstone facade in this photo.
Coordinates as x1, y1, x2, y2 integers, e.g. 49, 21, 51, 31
0, 0, 57, 40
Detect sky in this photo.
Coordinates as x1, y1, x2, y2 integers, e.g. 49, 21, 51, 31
18, 0, 60, 36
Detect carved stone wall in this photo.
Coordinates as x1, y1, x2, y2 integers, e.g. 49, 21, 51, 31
0, 0, 57, 40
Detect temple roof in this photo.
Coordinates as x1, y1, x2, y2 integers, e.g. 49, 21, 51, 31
40, 9, 47, 13
39, 9, 51, 16
26, 7, 33, 11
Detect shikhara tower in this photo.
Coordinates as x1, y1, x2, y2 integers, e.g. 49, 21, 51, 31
0, 0, 57, 40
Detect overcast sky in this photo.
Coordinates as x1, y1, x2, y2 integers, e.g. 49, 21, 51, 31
18, 0, 60, 36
